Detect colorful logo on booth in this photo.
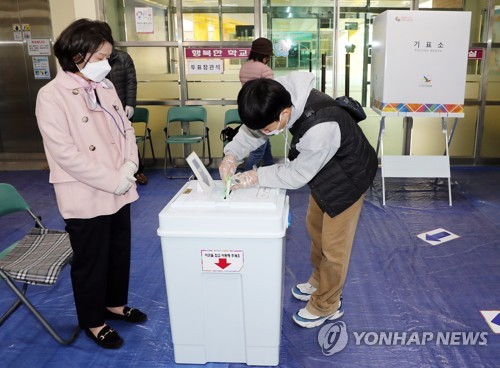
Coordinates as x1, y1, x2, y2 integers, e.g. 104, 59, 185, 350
395, 15, 413, 22
419, 74, 433, 88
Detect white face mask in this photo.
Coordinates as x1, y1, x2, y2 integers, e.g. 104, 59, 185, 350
79, 59, 111, 82
262, 111, 286, 136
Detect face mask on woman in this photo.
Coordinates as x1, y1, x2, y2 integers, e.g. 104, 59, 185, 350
79, 59, 111, 82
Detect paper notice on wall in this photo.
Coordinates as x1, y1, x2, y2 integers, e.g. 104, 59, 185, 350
12, 24, 22, 41
33, 56, 50, 79
135, 7, 154, 34
27, 39, 51, 56
22, 23, 31, 39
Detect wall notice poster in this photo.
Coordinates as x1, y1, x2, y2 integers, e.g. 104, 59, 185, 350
12, 24, 22, 41
27, 38, 51, 56
371, 10, 471, 117
33, 56, 50, 79
135, 7, 154, 34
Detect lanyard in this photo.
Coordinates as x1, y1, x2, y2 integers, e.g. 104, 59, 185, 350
98, 102, 126, 139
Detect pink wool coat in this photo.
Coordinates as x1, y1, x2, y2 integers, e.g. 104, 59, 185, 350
239, 60, 274, 85
36, 71, 139, 219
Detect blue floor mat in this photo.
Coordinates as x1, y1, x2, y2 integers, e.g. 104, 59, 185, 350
0, 167, 499, 368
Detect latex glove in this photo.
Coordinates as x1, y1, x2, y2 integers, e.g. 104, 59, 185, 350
230, 170, 259, 191
219, 154, 238, 184
125, 105, 135, 119
114, 161, 137, 195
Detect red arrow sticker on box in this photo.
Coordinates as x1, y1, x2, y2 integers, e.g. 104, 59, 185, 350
201, 250, 244, 272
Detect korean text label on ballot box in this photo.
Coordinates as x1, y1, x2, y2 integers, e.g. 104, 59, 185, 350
157, 179, 289, 366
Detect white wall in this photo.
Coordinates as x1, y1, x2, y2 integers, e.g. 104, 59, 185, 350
49, 0, 99, 39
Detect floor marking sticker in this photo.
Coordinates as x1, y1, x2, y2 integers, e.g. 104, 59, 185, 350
480, 310, 500, 334
417, 228, 459, 245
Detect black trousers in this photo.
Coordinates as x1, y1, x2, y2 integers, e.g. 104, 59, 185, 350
65, 204, 131, 328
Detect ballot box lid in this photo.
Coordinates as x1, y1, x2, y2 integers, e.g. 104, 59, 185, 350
157, 180, 289, 238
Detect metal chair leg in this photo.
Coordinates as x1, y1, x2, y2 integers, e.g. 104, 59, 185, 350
0, 270, 80, 345
164, 143, 193, 179
140, 139, 147, 167
0, 282, 26, 325
206, 127, 212, 166
147, 128, 156, 165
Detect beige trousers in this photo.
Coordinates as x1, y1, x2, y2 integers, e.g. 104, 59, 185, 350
305, 194, 365, 316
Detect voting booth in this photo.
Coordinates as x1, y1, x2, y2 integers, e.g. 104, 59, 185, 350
157, 153, 289, 366
371, 10, 471, 205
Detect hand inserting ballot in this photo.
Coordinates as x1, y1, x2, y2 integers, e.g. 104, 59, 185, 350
230, 169, 258, 190
219, 154, 238, 186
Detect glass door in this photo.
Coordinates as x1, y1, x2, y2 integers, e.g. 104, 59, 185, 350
101, 0, 500, 164
270, 16, 320, 78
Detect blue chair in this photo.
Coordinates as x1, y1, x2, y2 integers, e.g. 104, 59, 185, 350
164, 106, 212, 178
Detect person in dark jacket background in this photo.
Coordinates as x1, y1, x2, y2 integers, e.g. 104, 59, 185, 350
107, 48, 148, 185
219, 72, 378, 329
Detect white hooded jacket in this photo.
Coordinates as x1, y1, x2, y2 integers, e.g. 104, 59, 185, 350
224, 72, 342, 189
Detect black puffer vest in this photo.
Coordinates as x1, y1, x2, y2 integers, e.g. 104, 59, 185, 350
289, 89, 378, 217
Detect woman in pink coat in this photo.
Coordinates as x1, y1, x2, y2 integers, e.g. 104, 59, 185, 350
35, 19, 147, 349
238, 37, 275, 170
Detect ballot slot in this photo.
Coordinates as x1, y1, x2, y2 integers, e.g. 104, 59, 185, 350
175, 151, 278, 209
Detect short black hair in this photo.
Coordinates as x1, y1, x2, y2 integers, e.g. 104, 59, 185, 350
54, 18, 114, 72
237, 78, 292, 130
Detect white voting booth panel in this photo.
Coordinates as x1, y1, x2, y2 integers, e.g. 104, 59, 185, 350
157, 180, 289, 366
371, 10, 471, 205
371, 10, 470, 115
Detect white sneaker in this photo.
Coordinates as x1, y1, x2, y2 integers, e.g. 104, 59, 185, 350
292, 299, 344, 328
291, 282, 317, 301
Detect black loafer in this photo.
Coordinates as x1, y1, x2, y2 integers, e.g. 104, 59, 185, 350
85, 325, 123, 349
105, 306, 148, 323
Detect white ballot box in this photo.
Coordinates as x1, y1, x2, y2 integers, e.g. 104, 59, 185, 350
157, 179, 289, 366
